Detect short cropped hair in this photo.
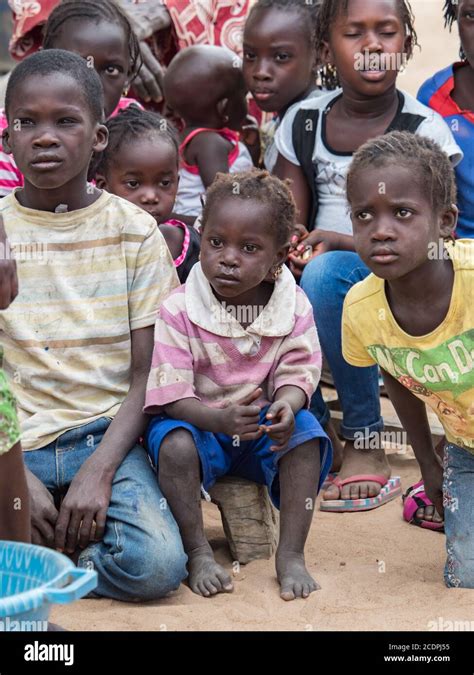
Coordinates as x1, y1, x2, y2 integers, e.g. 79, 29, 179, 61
5, 49, 104, 123
347, 131, 457, 215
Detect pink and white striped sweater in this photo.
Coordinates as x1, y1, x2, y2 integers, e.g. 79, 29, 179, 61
144, 263, 322, 413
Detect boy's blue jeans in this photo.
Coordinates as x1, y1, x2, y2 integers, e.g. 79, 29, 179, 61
444, 443, 474, 588
300, 251, 383, 439
23, 417, 188, 602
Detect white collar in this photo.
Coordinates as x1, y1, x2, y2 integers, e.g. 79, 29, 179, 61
185, 263, 297, 338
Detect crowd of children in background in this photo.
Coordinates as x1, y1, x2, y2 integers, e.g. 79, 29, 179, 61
0, 0, 472, 603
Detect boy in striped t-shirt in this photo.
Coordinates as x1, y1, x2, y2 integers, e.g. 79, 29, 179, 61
144, 171, 332, 602
0, 219, 30, 542
0, 49, 187, 601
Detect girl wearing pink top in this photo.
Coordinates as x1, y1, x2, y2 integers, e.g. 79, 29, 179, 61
144, 171, 332, 602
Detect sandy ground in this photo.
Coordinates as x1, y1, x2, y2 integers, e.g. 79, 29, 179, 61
51, 441, 474, 632
46, 1, 474, 632
51, 378, 474, 632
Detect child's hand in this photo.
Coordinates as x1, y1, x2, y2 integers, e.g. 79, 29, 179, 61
220, 387, 263, 441
241, 115, 261, 166
26, 469, 59, 548
289, 224, 309, 253
259, 400, 295, 452
421, 458, 444, 520
0, 214, 18, 309
288, 229, 343, 278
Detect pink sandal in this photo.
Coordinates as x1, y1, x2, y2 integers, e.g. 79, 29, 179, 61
402, 480, 444, 532
320, 474, 402, 512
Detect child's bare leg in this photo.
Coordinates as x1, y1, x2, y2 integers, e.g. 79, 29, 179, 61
158, 429, 233, 597
0, 441, 30, 542
324, 419, 343, 472
276, 440, 320, 601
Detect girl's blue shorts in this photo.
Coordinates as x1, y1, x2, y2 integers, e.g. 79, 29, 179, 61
145, 405, 333, 509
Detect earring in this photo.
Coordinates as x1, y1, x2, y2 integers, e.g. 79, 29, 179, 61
272, 264, 283, 280
123, 84, 130, 97
223, 114, 230, 124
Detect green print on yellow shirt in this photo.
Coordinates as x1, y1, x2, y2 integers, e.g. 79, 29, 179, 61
366, 329, 474, 399
342, 240, 474, 451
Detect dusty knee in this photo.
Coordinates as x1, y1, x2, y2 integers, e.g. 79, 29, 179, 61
158, 429, 199, 471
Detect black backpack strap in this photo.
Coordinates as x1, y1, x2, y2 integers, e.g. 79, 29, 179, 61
292, 108, 320, 230
386, 112, 425, 134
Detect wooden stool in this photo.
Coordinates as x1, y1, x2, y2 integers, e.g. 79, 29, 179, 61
208, 476, 279, 564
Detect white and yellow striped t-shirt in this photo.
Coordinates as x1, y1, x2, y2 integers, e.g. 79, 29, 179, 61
0, 190, 179, 451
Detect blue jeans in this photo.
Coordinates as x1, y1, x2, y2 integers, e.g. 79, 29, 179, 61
24, 417, 188, 602
300, 251, 383, 439
443, 443, 474, 588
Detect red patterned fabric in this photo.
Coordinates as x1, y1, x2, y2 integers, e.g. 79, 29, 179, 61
164, 0, 249, 55
8, 0, 60, 60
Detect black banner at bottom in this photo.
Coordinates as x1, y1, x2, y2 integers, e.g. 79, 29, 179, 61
0, 631, 471, 673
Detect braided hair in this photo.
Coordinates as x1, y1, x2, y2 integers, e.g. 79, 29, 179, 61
43, 0, 141, 80
91, 106, 179, 179
249, 0, 322, 72
315, 0, 419, 89
443, 0, 466, 60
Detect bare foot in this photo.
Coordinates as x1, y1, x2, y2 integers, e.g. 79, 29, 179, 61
414, 438, 444, 524
276, 550, 320, 601
322, 441, 391, 501
415, 503, 444, 524
187, 545, 233, 597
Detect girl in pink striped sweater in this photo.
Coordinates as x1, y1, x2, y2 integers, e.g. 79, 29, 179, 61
144, 170, 332, 601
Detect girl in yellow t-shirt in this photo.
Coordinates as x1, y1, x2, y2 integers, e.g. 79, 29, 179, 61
343, 131, 474, 588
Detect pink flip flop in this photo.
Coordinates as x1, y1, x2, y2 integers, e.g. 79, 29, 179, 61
402, 480, 444, 532
320, 474, 402, 512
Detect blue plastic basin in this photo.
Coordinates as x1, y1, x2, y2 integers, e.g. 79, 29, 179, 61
0, 541, 97, 631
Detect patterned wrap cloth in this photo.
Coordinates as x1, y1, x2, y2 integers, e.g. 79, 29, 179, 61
0, 366, 20, 455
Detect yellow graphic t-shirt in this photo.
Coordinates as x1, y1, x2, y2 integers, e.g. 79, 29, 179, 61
342, 239, 474, 452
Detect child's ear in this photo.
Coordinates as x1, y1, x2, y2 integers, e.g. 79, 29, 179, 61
276, 243, 290, 265
321, 41, 334, 68
92, 124, 109, 154
439, 204, 458, 239
2, 128, 12, 155
263, 244, 290, 283
217, 98, 230, 125
94, 173, 108, 190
